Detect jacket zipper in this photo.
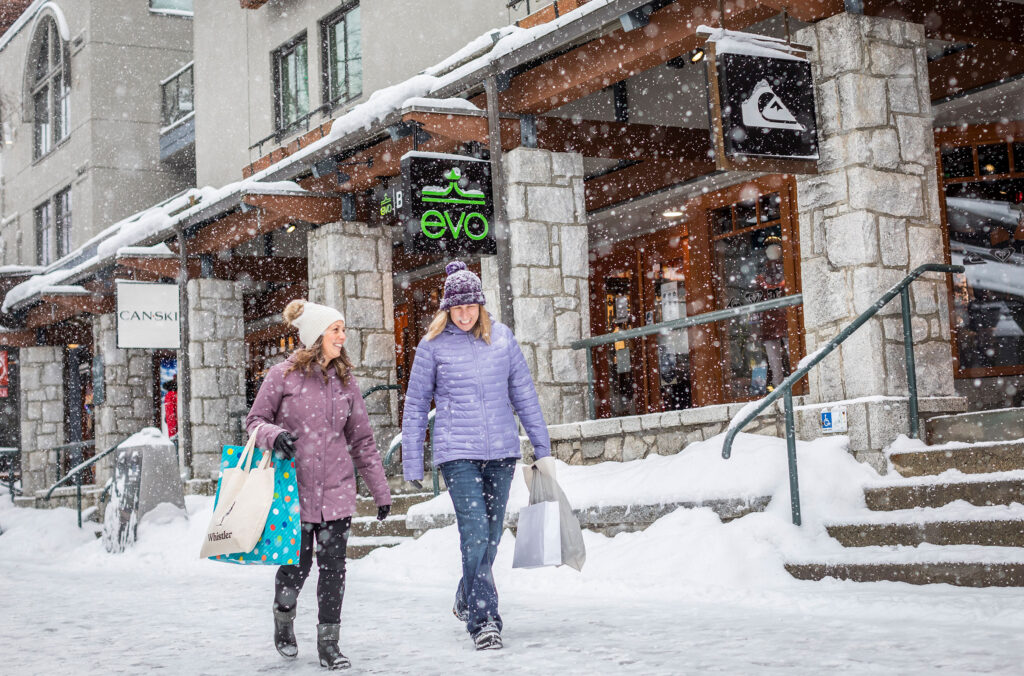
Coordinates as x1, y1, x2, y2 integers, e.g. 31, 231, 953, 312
469, 332, 491, 460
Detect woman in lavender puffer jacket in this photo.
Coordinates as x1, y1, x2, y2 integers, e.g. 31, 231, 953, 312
247, 298, 391, 670
402, 261, 552, 651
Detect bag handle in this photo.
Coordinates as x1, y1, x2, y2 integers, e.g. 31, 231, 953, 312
237, 423, 264, 472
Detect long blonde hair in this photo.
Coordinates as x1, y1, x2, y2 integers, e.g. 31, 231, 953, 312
425, 306, 491, 344
282, 300, 353, 383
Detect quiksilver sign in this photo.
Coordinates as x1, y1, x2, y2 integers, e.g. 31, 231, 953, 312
707, 31, 819, 172
401, 151, 496, 255
116, 281, 181, 349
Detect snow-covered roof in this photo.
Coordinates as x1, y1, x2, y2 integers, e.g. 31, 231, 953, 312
1, 179, 304, 314
2, 0, 644, 318
698, 25, 810, 61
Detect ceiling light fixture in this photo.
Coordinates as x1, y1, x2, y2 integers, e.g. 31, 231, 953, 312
662, 210, 684, 218
689, 48, 706, 63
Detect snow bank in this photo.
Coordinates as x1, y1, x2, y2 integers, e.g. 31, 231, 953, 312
409, 433, 874, 526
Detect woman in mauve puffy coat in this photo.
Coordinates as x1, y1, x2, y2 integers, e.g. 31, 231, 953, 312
247, 298, 391, 671
402, 261, 551, 651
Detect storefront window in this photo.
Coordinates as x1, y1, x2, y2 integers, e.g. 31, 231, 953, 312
945, 178, 1024, 373
712, 193, 791, 399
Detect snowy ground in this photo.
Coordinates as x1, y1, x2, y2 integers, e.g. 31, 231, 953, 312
3, 434, 1024, 675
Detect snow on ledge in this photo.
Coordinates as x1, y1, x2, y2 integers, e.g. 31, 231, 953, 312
119, 427, 173, 449
116, 243, 176, 258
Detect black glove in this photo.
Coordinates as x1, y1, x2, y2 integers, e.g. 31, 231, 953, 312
409, 479, 423, 490
273, 431, 297, 460
377, 504, 391, 521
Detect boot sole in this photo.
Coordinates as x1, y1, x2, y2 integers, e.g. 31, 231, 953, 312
320, 657, 352, 670
276, 646, 298, 659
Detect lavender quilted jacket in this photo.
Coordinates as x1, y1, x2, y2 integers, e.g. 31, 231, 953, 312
402, 319, 551, 481
246, 355, 391, 523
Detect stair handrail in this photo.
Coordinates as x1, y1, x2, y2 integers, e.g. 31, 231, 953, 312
0, 447, 20, 503
722, 263, 965, 527
43, 435, 137, 528
384, 409, 441, 496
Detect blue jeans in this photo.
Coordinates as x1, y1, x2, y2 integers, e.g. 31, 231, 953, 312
439, 458, 516, 636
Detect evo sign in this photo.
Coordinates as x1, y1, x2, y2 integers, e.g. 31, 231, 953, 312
401, 151, 496, 255
709, 39, 819, 172
116, 281, 181, 349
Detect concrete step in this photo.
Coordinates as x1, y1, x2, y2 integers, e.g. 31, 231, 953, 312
346, 536, 408, 560
926, 407, 1024, 445
826, 517, 1024, 548
786, 561, 1024, 587
350, 515, 410, 538
864, 474, 1024, 511
889, 440, 1024, 477
354, 492, 434, 518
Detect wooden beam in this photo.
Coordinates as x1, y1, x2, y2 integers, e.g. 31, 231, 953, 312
187, 209, 289, 255
537, 116, 711, 160
221, 256, 308, 284
242, 193, 345, 225
25, 294, 113, 330
0, 328, 37, 347
584, 158, 716, 212
495, 0, 779, 115
929, 39, 1024, 101
756, 0, 843, 22
864, 0, 1024, 44
115, 256, 184, 280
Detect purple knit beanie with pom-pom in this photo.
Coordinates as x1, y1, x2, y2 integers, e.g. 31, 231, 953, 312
439, 261, 486, 310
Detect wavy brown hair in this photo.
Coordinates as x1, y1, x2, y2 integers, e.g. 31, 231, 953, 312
282, 299, 353, 383
424, 306, 491, 344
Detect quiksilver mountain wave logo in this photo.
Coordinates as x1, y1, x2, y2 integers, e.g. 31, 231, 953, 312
741, 80, 805, 131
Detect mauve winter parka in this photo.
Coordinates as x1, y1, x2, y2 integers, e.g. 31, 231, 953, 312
402, 318, 550, 481
246, 355, 391, 523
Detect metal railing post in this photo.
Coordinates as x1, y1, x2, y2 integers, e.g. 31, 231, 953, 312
901, 286, 920, 439
783, 387, 801, 526
584, 348, 596, 419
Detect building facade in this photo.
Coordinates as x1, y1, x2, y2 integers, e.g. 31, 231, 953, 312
2, 0, 1023, 503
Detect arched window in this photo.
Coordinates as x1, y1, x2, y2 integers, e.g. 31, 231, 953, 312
29, 16, 69, 159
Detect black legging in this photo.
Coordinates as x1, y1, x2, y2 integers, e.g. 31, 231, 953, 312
273, 518, 351, 624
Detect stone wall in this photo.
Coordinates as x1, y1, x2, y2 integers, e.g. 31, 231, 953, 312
92, 313, 155, 484
307, 221, 399, 454
186, 278, 247, 479
496, 147, 590, 425
18, 346, 64, 493
794, 14, 954, 403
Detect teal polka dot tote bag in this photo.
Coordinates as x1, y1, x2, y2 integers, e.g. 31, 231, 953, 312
206, 443, 302, 565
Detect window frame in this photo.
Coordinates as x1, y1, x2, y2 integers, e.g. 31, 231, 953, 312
271, 31, 310, 136
34, 200, 53, 266
54, 185, 72, 259
320, 2, 362, 109
30, 16, 70, 161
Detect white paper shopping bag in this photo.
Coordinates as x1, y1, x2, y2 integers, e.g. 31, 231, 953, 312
512, 500, 562, 568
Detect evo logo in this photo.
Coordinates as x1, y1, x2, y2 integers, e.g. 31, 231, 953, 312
741, 80, 805, 131
419, 167, 489, 241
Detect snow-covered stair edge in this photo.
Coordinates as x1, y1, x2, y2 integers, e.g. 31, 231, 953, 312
784, 544, 1024, 566
862, 468, 1024, 488
823, 501, 1024, 526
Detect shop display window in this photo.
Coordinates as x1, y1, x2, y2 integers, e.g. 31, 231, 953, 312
711, 192, 791, 400
945, 178, 1024, 373
978, 144, 1010, 176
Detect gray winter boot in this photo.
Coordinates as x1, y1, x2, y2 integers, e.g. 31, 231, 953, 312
317, 623, 351, 670
273, 608, 298, 658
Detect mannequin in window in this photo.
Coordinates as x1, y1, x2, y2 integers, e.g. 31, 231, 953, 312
756, 236, 787, 388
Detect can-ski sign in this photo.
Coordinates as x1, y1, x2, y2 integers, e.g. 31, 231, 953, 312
401, 152, 496, 255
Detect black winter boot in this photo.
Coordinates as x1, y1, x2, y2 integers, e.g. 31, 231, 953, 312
274, 608, 298, 658
317, 624, 351, 670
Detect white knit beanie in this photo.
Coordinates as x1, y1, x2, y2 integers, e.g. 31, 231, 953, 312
287, 301, 345, 348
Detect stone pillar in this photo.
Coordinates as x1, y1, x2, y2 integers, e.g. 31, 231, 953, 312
18, 346, 64, 494
92, 313, 155, 485
307, 221, 399, 453
186, 278, 247, 479
494, 148, 590, 426
795, 14, 954, 402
